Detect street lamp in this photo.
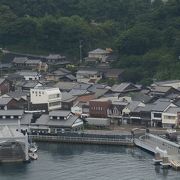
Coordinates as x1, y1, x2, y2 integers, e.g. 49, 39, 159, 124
79, 40, 83, 63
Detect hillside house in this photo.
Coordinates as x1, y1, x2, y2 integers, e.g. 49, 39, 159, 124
76, 70, 102, 84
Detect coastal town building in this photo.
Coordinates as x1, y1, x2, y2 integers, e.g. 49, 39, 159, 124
0, 110, 24, 121
149, 86, 180, 98
85, 48, 112, 63
12, 57, 48, 72
0, 97, 19, 110
46, 68, 76, 82
30, 87, 62, 111
150, 99, 176, 127
110, 83, 141, 94
89, 98, 112, 118
71, 101, 89, 117
30, 110, 83, 134
76, 70, 102, 84
16, 71, 41, 81
162, 107, 180, 128
107, 100, 128, 125
151, 80, 180, 89
0, 78, 10, 95
15, 81, 43, 92
1, 91, 28, 109
46, 54, 67, 65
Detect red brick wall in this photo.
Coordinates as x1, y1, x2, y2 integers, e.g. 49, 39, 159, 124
89, 100, 111, 118
0, 82, 10, 95
7, 99, 19, 109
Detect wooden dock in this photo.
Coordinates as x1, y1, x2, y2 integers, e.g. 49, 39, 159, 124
170, 160, 180, 170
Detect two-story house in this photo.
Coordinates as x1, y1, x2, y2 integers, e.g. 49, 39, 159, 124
46, 54, 66, 64
30, 110, 83, 134
89, 98, 111, 118
162, 107, 180, 128
122, 101, 145, 124
87, 48, 112, 63
76, 70, 102, 84
107, 101, 128, 125
12, 57, 47, 72
150, 98, 176, 127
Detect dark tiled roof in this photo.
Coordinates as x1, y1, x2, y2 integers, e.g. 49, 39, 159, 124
0, 97, 13, 105
0, 110, 23, 116
49, 110, 71, 117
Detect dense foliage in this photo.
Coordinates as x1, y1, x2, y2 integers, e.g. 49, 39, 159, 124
0, 0, 180, 84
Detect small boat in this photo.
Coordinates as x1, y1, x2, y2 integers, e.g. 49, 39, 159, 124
29, 153, 38, 160
166, 129, 177, 142
29, 142, 38, 153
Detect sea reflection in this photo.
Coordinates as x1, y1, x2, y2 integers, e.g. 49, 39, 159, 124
0, 143, 179, 180
0, 162, 28, 176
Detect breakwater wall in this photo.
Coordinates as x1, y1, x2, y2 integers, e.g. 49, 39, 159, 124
30, 133, 134, 146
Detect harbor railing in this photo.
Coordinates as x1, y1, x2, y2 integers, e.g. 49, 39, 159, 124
29, 135, 134, 146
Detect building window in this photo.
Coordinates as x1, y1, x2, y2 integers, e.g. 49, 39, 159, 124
154, 113, 161, 118
49, 94, 60, 99
49, 101, 61, 107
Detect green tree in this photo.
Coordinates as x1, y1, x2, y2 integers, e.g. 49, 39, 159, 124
116, 25, 162, 55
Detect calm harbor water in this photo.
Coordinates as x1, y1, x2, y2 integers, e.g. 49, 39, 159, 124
0, 143, 180, 180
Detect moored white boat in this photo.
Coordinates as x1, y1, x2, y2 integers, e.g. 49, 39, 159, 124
29, 153, 38, 160
29, 142, 38, 153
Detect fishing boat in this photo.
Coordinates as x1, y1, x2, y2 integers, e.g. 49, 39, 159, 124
29, 142, 38, 153
166, 129, 177, 142
29, 152, 38, 160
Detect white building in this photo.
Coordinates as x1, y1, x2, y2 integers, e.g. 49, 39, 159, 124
88, 48, 110, 60
71, 105, 82, 115
162, 107, 180, 128
30, 87, 62, 111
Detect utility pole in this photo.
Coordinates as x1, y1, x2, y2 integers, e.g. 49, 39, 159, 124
79, 40, 83, 64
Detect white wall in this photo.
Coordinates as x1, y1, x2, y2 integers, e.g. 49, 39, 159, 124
162, 112, 177, 126
30, 88, 62, 110
71, 106, 82, 115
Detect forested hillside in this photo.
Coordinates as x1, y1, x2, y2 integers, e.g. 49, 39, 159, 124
0, 0, 180, 84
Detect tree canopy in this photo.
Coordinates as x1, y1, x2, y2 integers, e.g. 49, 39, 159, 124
0, 0, 179, 84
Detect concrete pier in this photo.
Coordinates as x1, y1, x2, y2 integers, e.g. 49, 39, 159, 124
134, 133, 180, 170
